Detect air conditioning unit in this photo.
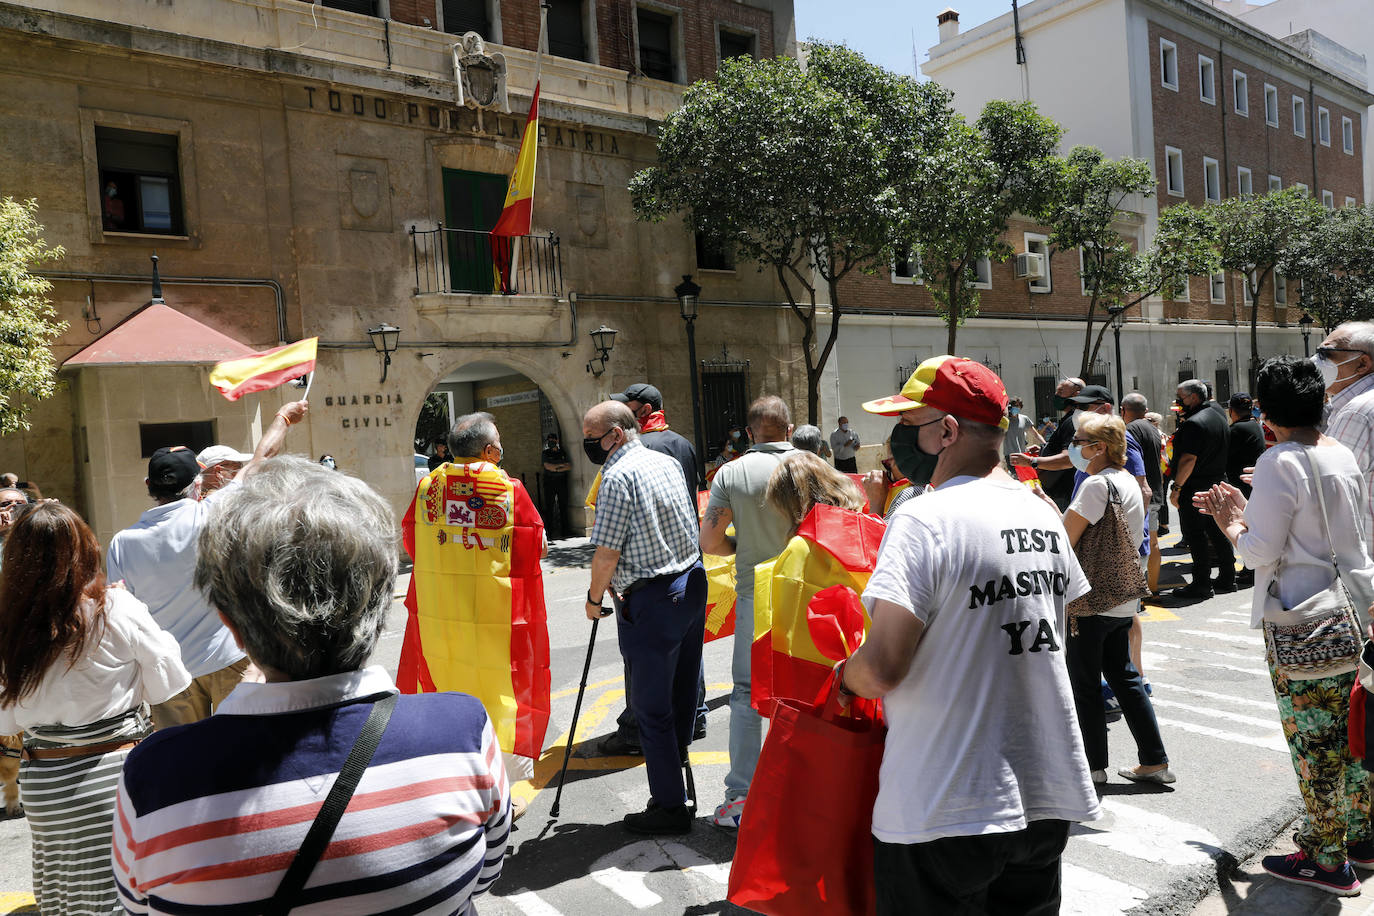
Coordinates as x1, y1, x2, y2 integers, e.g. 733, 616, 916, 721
1014, 252, 1045, 280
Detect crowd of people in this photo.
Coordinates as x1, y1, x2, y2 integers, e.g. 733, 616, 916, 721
9, 322, 1374, 912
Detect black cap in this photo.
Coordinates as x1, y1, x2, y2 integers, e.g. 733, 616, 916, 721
610, 382, 662, 410
147, 446, 200, 490
1068, 385, 1115, 406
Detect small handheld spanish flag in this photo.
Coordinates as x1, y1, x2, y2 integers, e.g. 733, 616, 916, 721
209, 337, 318, 401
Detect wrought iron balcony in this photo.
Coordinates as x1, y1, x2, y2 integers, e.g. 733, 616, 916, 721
410, 225, 563, 297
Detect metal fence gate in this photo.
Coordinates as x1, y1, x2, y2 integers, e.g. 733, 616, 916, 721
1032, 359, 1060, 423
700, 353, 751, 454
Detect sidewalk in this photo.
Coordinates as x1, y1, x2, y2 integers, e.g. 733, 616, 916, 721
1193, 828, 1374, 915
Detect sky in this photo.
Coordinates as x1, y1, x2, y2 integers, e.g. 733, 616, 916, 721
793, 0, 1027, 78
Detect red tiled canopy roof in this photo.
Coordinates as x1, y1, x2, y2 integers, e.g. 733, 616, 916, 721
63, 304, 256, 368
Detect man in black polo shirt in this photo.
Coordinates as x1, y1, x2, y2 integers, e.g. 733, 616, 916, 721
1039, 377, 1084, 509
1170, 378, 1235, 598
1226, 393, 1266, 589
540, 432, 572, 539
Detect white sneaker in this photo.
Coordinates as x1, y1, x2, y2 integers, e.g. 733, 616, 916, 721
712, 798, 745, 829
1091, 769, 1108, 785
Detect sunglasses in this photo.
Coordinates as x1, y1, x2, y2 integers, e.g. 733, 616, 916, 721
0, 499, 27, 512
1316, 346, 1366, 359
1070, 438, 1098, 447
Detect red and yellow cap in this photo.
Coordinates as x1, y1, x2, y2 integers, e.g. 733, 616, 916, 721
862, 355, 1009, 430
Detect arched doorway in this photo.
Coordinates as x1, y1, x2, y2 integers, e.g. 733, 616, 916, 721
413, 359, 577, 537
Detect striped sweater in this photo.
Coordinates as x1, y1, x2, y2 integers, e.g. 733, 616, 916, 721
111, 666, 509, 915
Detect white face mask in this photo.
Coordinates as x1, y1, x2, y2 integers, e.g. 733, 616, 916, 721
1068, 443, 1094, 472
840, 422, 850, 431
1313, 353, 1362, 388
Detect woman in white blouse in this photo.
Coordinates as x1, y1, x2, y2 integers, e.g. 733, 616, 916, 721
0, 501, 190, 915
1197, 355, 1374, 897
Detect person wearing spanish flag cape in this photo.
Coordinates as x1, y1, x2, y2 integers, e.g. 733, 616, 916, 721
398, 412, 551, 788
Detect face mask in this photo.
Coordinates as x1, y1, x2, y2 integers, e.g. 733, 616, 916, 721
1009, 407, 1020, 417
1313, 353, 1361, 388
105, 186, 117, 198
730, 430, 741, 440
320, 457, 336, 470
1068, 443, 1094, 472
889, 421, 939, 487
582, 430, 615, 465
840, 423, 850, 431
1052, 395, 1066, 412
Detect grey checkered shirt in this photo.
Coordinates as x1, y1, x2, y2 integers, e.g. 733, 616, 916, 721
591, 439, 700, 593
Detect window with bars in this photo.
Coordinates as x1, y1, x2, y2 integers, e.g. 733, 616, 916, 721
637, 9, 676, 82
695, 231, 735, 271
547, 0, 587, 61
718, 29, 754, 61
701, 358, 751, 452
443, 0, 490, 37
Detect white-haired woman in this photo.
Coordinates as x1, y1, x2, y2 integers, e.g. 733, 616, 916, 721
112, 456, 510, 913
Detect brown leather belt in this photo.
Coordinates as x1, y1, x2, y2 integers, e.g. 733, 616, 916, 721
21, 739, 140, 761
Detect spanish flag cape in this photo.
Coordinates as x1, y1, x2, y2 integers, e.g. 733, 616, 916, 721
399, 460, 551, 760
751, 503, 886, 716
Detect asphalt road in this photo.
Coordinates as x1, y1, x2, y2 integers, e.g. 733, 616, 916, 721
0, 535, 1312, 915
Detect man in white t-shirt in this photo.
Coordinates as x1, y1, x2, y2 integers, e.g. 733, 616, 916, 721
841, 356, 1100, 915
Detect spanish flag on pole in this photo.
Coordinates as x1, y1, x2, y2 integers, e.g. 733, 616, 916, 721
490, 82, 540, 293
751, 503, 886, 716
208, 337, 317, 401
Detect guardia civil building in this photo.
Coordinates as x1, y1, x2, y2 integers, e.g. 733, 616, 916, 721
0, 0, 800, 545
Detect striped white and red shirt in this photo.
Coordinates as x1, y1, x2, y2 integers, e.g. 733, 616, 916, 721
112, 666, 509, 915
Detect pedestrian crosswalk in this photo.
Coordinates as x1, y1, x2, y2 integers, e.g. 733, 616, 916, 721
476, 609, 1297, 916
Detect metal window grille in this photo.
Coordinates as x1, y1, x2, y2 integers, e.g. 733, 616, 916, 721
1215, 356, 1233, 402
1178, 356, 1197, 383
700, 352, 751, 453
1032, 358, 1059, 422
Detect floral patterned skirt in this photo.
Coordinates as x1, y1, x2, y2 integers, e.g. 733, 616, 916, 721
1269, 663, 1372, 866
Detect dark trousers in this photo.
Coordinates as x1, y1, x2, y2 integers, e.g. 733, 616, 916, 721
543, 474, 570, 538
874, 819, 1071, 916
1179, 483, 1236, 586
1066, 615, 1168, 770
614, 664, 707, 745
835, 456, 858, 473
616, 562, 707, 807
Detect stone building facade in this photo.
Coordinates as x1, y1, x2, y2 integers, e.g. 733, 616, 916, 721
0, 0, 800, 546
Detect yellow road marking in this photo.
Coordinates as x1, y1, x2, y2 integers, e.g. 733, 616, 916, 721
0, 892, 37, 914
511, 680, 733, 808
1140, 605, 1181, 622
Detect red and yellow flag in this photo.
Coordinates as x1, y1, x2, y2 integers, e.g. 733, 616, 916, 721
398, 460, 551, 760
751, 504, 886, 716
208, 337, 317, 401
490, 82, 540, 293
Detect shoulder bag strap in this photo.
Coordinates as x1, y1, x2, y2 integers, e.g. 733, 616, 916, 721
263, 692, 399, 916
1302, 446, 1367, 629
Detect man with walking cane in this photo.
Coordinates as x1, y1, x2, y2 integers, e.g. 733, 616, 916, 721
579, 401, 706, 835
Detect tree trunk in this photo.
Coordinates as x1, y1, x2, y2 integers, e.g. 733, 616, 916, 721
1080, 307, 1096, 378
945, 277, 959, 354
1086, 315, 1112, 377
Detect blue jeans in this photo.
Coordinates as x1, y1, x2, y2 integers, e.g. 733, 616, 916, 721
616, 562, 707, 808
725, 591, 764, 802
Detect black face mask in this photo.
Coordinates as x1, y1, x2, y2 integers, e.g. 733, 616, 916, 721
889, 419, 942, 488
582, 429, 615, 465
1176, 397, 1199, 417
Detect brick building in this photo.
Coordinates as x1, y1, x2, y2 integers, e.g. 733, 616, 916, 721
823, 0, 1371, 450
0, 0, 799, 545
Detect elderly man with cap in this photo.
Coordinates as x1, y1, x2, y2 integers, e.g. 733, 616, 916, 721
107, 400, 308, 728
195, 444, 252, 498
1037, 377, 1085, 509
1011, 385, 1150, 509
843, 356, 1099, 914
581, 381, 708, 758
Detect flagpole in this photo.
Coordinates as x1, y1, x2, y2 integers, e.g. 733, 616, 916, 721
507, 2, 548, 293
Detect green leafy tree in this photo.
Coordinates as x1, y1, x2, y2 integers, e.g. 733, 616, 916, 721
1040, 147, 1154, 377
0, 198, 66, 435
905, 99, 1063, 355
1208, 187, 1324, 383
1070, 200, 1218, 377
414, 392, 451, 452
1281, 203, 1374, 332
630, 44, 950, 423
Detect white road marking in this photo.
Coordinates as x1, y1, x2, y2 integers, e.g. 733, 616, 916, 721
1148, 696, 1283, 729
1073, 798, 1223, 865
1154, 716, 1289, 752
587, 840, 730, 908
506, 889, 563, 916
1148, 680, 1277, 711
1150, 640, 1259, 663
1060, 862, 1149, 914
1178, 629, 1266, 647
1142, 650, 1266, 677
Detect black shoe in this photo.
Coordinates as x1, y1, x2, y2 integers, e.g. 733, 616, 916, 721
1175, 539, 1189, 550
1237, 570, 1255, 588
1171, 583, 1213, 600
1157, 524, 1170, 536
1214, 580, 1238, 594
624, 802, 692, 835
693, 719, 707, 741
574, 732, 643, 758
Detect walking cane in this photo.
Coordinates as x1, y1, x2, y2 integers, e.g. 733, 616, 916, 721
550, 606, 609, 819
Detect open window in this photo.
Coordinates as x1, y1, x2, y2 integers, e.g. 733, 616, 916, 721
718, 28, 754, 61
547, 0, 589, 62
443, 0, 494, 38
891, 243, 921, 285
1232, 70, 1248, 116
96, 126, 185, 236
1024, 233, 1051, 293
637, 8, 677, 82
695, 231, 735, 271
1198, 55, 1215, 105
1159, 39, 1178, 90
1164, 146, 1184, 196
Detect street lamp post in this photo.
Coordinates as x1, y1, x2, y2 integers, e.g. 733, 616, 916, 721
1107, 305, 1126, 399
367, 322, 401, 383
1300, 313, 1314, 357
675, 274, 707, 488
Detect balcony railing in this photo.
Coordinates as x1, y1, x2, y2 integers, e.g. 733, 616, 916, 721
411, 225, 563, 297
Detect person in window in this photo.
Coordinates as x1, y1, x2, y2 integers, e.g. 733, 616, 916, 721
101, 179, 126, 230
